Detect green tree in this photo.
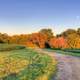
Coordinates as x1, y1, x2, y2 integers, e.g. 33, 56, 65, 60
61, 29, 77, 37
0, 33, 9, 43
39, 28, 54, 40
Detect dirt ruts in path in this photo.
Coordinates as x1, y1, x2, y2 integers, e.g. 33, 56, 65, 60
35, 49, 80, 80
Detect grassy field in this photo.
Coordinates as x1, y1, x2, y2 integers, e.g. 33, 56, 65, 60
44, 48, 80, 57
0, 44, 26, 51
0, 44, 57, 80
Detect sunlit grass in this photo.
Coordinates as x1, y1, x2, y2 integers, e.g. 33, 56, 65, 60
0, 44, 57, 80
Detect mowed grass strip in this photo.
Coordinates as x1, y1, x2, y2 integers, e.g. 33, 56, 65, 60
45, 48, 80, 57
0, 44, 25, 51
0, 44, 57, 80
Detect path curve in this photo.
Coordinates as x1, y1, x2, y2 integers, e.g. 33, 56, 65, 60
35, 49, 80, 80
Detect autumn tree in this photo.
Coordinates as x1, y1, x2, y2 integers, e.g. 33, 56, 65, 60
60, 28, 80, 49
9, 34, 30, 45
49, 37, 68, 49
16, 34, 29, 44
28, 33, 47, 48
66, 33, 80, 49
9, 35, 19, 44
0, 28, 80, 49
77, 28, 80, 35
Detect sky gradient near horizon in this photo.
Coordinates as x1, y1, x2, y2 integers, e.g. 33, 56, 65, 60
0, 0, 80, 35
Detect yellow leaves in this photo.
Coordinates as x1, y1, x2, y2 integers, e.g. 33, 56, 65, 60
67, 33, 80, 49
0, 56, 6, 64
0, 55, 29, 78
8, 59, 29, 73
41, 75, 48, 80
36, 75, 48, 80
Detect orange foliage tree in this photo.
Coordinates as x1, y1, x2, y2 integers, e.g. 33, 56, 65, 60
0, 28, 80, 49
49, 37, 68, 49
28, 33, 47, 48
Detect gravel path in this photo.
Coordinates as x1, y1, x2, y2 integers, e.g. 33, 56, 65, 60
53, 53, 80, 80
35, 49, 80, 80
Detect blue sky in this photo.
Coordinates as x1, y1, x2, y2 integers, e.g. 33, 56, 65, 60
0, 0, 80, 35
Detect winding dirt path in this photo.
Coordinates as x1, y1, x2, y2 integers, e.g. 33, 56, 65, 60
35, 49, 80, 80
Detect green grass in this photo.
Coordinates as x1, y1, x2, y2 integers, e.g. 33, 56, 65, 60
63, 49, 80, 53
0, 44, 26, 51
0, 44, 57, 80
44, 48, 80, 57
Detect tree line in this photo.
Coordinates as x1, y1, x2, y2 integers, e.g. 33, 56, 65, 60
0, 28, 80, 49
